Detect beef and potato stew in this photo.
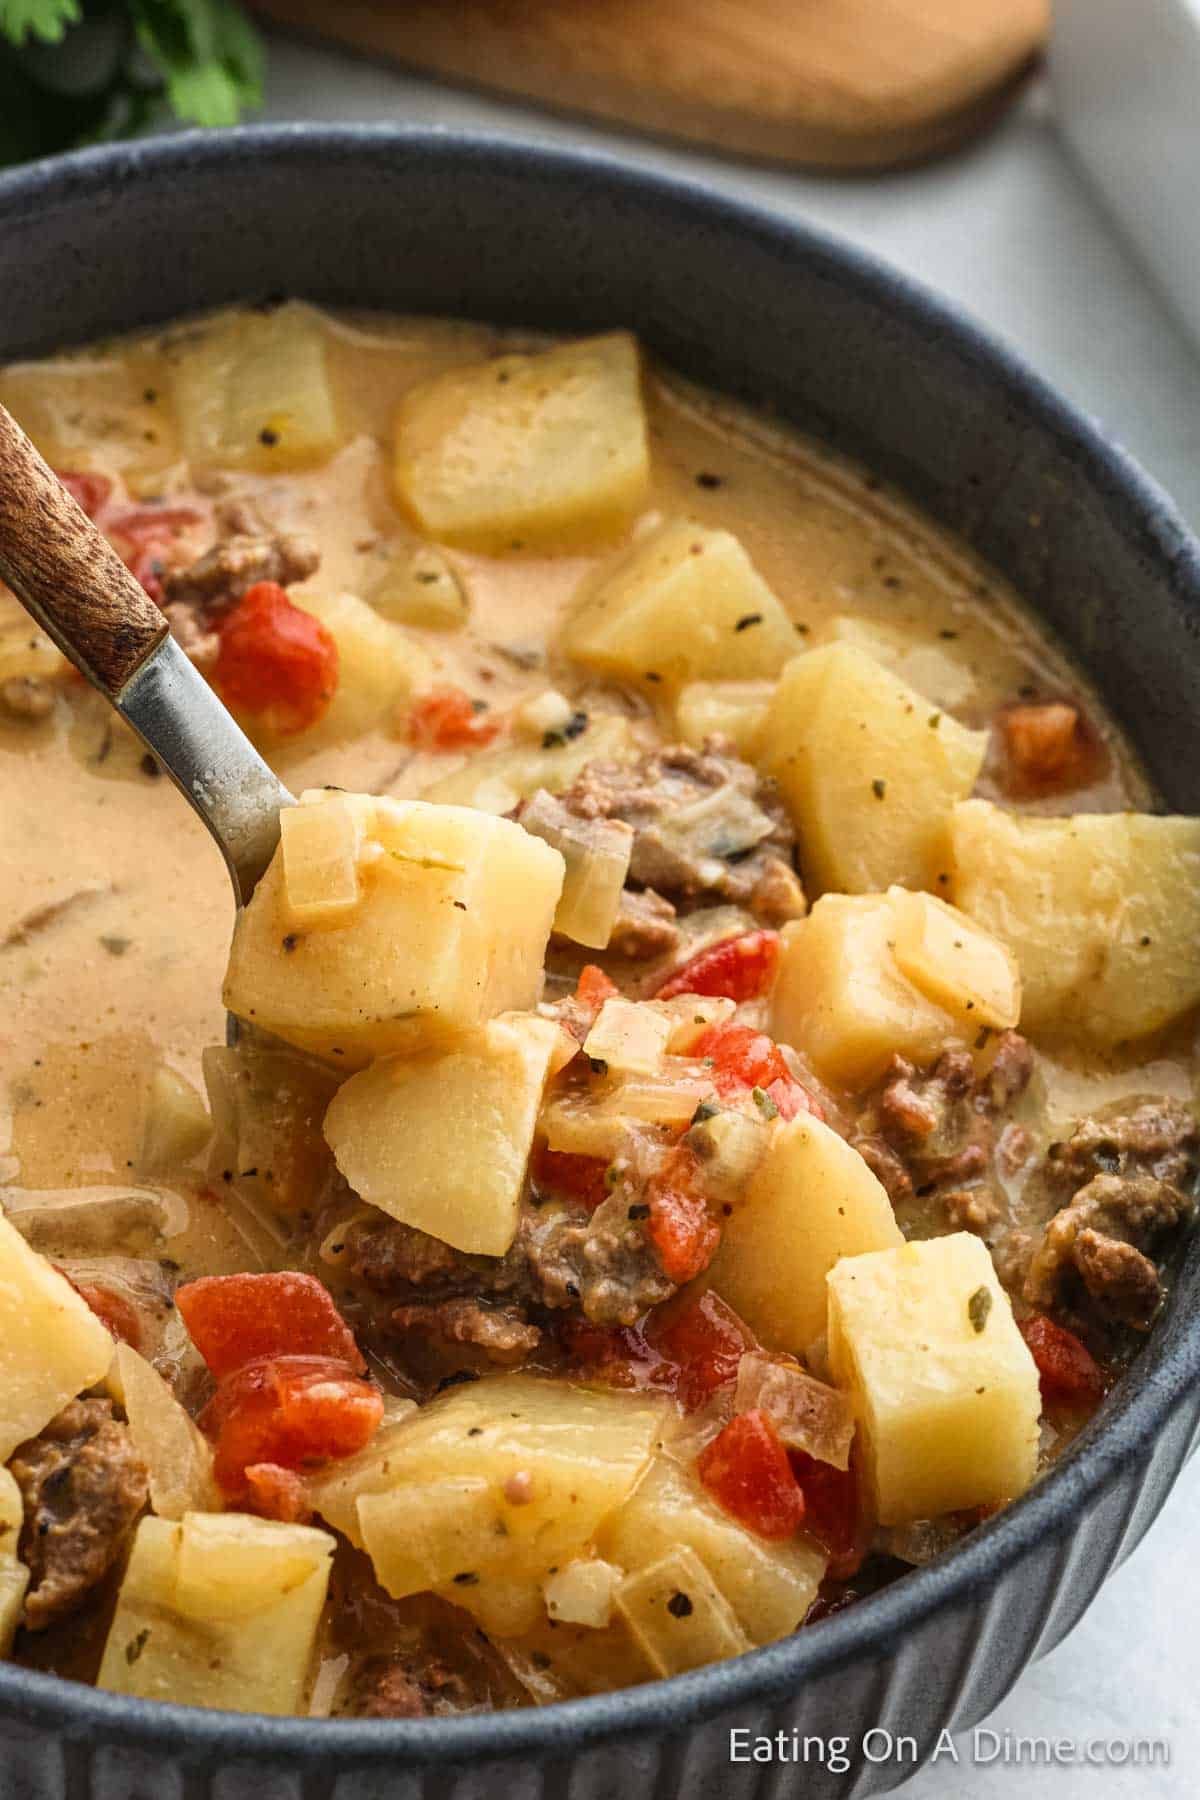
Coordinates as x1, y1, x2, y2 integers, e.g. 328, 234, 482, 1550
1, 304, 1197, 1718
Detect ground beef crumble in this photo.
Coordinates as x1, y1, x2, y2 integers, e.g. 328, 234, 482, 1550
11, 1399, 148, 1630
353, 1655, 478, 1719
388, 1299, 542, 1365
852, 1032, 1034, 1231
1024, 1101, 1198, 1328
161, 499, 320, 669
524, 1190, 674, 1326
534, 737, 805, 958
343, 1182, 675, 1354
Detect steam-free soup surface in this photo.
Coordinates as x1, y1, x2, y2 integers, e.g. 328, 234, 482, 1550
0, 306, 1194, 1718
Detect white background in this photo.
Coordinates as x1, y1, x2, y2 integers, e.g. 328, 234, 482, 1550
255, 36, 1200, 1792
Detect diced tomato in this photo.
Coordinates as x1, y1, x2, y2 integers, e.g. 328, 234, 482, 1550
105, 504, 205, 548
105, 504, 206, 603
563, 1294, 755, 1412
692, 1021, 788, 1094
995, 701, 1105, 799
1018, 1314, 1107, 1405
789, 1450, 864, 1580
692, 1021, 821, 1121
697, 1409, 806, 1539
762, 1076, 815, 1121
575, 963, 619, 1015
531, 1143, 611, 1211
644, 1145, 721, 1285
214, 580, 338, 735
72, 1280, 142, 1349
560, 1320, 667, 1391
648, 1291, 756, 1412
126, 546, 165, 604
176, 1271, 366, 1379
200, 1355, 383, 1499
654, 930, 780, 1003
55, 469, 113, 520
244, 1462, 312, 1524
408, 685, 501, 750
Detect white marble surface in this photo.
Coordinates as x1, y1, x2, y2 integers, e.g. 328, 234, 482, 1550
254, 38, 1200, 1791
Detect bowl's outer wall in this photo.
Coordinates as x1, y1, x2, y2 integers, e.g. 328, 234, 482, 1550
1, 129, 1199, 1800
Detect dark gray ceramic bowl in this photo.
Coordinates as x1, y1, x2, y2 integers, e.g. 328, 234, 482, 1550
1, 126, 1198, 1800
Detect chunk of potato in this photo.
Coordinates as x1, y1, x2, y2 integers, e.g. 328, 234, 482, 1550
394, 332, 649, 547
223, 795, 564, 1066
674, 679, 775, 756
827, 1233, 1040, 1525
563, 520, 798, 690
370, 546, 469, 630
0, 1563, 27, 1659
0, 1466, 29, 1656
115, 1343, 219, 1520
707, 1112, 902, 1351
97, 1512, 334, 1714
0, 611, 72, 693
761, 644, 988, 894
615, 1544, 750, 1676
168, 304, 340, 471
601, 1452, 825, 1645
422, 711, 635, 814
293, 592, 431, 746
172, 1511, 329, 1621
950, 800, 1200, 1044
818, 615, 976, 711
360, 1476, 501, 1604
0, 357, 171, 474
770, 888, 1019, 1088
331, 1375, 665, 1635
889, 887, 1022, 1031
0, 1215, 115, 1460
324, 1012, 565, 1255
303, 1412, 419, 1541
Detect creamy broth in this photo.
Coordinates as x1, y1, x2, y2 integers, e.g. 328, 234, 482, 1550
0, 307, 1194, 1716
0, 309, 1152, 1188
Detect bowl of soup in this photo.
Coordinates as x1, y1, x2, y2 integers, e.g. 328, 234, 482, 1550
0, 127, 1197, 1800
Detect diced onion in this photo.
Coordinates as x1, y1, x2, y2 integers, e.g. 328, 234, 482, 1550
733, 1352, 854, 1469
521, 790, 633, 950
543, 1558, 620, 1628
584, 999, 672, 1076
541, 1074, 712, 1157
3, 1185, 188, 1255
515, 690, 575, 740
650, 995, 736, 1055
682, 1108, 768, 1201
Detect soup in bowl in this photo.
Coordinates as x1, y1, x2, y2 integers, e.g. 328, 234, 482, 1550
1, 295, 1195, 1722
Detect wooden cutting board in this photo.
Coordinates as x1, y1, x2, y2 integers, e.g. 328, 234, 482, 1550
250, 0, 1048, 170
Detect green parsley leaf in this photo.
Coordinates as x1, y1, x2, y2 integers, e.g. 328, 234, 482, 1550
0, 1, 81, 48
133, 0, 262, 125
0, 0, 262, 166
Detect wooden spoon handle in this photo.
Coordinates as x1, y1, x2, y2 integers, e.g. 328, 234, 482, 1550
0, 402, 168, 698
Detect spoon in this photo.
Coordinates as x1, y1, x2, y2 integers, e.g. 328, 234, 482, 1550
0, 402, 292, 908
